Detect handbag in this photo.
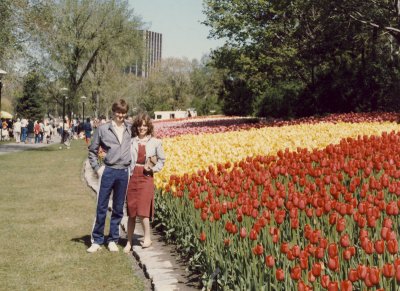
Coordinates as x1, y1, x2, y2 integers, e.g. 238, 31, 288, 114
143, 155, 157, 176
145, 155, 157, 169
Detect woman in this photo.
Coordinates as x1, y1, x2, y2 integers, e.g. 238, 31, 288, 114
83, 117, 92, 145
34, 120, 41, 143
124, 112, 165, 253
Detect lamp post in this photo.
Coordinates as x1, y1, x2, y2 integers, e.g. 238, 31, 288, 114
81, 96, 86, 122
60, 87, 68, 144
0, 69, 7, 141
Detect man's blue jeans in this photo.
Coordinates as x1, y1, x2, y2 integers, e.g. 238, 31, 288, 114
21, 127, 27, 142
91, 167, 129, 245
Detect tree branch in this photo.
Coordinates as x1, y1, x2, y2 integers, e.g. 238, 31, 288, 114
350, 14, 400, 33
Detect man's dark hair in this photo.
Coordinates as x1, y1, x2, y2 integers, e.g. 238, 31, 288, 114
112, 99, 129, 113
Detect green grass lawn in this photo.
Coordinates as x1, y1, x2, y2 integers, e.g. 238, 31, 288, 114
0, 140, 146, 290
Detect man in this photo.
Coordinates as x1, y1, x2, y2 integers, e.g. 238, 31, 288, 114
87, 99, 131, 253
20, 117, 28, 142
26, 118, 34, 144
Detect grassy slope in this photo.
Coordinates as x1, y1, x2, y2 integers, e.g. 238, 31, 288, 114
0, 140, 145, 291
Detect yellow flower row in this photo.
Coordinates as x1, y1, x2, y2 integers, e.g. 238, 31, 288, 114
154, 122, 400, 188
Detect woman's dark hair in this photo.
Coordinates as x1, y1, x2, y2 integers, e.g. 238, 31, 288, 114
112, 99, 129, 113
86, 117, 90, 123
131, 112, 154, 137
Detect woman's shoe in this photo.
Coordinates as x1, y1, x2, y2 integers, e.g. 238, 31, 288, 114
140, 240, 152, 248
123, 242, 132, 253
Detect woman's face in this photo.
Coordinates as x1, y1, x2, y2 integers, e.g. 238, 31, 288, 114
137, 121, 148, 138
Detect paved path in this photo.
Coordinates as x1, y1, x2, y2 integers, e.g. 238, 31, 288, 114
84, 161, 200, 291
0, 136, 62, 155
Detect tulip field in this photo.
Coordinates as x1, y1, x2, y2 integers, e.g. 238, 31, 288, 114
152, 112, 400, 290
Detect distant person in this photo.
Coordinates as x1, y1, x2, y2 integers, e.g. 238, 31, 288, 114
1, 119, 9, 141
13, 118, 21, 143
83, 117, 92, 145
20, 117, 28, 142
34, 121, 41, 143
39, 120, 45, 142
124, 112, 166, 253
26, 119, 34, 144
44, 120, 52, 143
87, 99, 132, 253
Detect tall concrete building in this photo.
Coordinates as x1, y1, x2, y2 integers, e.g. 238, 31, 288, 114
129, 30, 162, 78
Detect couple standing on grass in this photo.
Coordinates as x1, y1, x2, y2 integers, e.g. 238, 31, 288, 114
86, 99, 166, 253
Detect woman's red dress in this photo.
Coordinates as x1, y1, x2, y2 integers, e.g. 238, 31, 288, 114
126, 144, 154, 218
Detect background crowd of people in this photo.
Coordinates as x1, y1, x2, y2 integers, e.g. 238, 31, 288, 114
0, 116, 109, 144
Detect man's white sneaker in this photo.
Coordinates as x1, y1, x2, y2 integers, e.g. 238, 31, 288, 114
108, 241, 119, 252
87, 243, 101, 253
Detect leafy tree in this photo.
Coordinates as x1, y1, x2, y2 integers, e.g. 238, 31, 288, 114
343, 0, 400, 45
0, 0, 14, 65
189, 57, 223, 115
203, 0, 400, 117
27, 0, 143, 115
131, 57, 223, 116
15, 71, 45, 120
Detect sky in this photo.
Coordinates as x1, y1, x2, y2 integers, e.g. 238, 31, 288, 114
128, 0, 225, 61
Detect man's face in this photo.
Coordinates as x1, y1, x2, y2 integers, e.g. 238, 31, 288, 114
113, 111, 126, 123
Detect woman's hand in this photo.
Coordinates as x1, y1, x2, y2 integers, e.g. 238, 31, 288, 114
143, 166, 153, 176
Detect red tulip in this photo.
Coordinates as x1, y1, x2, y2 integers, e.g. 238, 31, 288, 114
199, 231, 206, 242
308, 271, 316, 283
363, 240, 374, 255
340, 280, 352, 291
348, 246, 356, 256
319, 238, 328, 249
328, 243, 338, 258
382, 263, 394, 278
297, 280, 310, 291
328, 256, 339, 272
357, 264, 368, 279
368, 267, 380, 285
252, 244, 263, 256
239, 227, 247, 238
276, 268, 284, 281
374, 239, 385, 254
342, 248, 352, 260
387, 239, 398, 254
321, 275, 330, 288
265, 255, 275, 268
292, 245, 301, 257
348, 269, 358, 282
383, 217, 393, 229
336, 218, 346, 232
291, 217, 299, 229
315, 247, 325, 259
300, 255, 308, 270
280, 242, 289, 254
381, 226, 389, 240
311, 262, 322, 277
249, 229, 258, 240
328, 281, 339, 291
395, 264, 400, 282
223, 238, 230, 247
290, 265, 302, 280
340, 234, 350, 248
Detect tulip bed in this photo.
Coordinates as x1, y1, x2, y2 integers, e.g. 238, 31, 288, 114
152, 113, 400, 290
